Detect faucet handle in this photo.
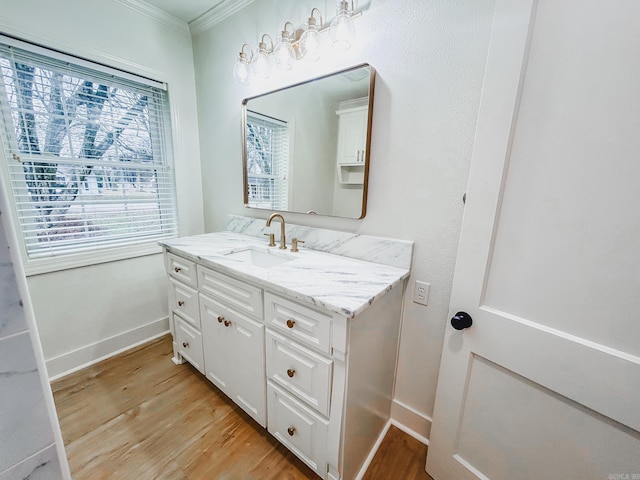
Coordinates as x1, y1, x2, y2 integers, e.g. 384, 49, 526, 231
264, 233, 276, 247
291, 238, 305, 252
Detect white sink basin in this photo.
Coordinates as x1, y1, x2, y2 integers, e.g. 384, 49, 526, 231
224, 247, 295, 268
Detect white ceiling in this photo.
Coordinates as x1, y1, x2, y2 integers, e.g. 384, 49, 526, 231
142, 0, 224, 23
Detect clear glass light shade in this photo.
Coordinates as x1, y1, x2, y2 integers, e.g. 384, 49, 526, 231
299, 27, 321, 62
232, 56, 251, 85
274, 39, 296, 71
251, 47, 273, 79
330, 12, 355, 50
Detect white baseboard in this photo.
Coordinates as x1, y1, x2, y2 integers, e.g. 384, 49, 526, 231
354, 420, 392, 480
46, 317, 170, 381
353, 401, 431, 479
390, 398, 432, 445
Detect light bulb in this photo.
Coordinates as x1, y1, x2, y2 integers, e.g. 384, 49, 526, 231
330, 2, 355, 50
232, 50, 251, 85
251, 40, 273, 79
274, 29, 296, 71
299, 20, 321, 62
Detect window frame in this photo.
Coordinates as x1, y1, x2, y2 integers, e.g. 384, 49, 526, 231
0, 35, 178, 275
245, 110, 290, 211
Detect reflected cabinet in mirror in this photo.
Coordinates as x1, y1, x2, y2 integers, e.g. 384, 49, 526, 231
242, 64, 375, 219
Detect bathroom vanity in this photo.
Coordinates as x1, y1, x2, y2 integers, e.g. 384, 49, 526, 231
160, 221, 411, 480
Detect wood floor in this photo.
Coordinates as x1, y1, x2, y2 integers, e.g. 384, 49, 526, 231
52, 334, 434, 480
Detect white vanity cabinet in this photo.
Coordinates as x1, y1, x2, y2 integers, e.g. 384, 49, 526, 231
162, 242, 406, 480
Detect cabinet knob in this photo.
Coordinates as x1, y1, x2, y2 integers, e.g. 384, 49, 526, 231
217, 316, 224, 323
287, 427, 296, 436
286, 319, 295, 329
182, 341, 189, 348
224, 320, 231, 327
177, 300, 185, 307
287, 368, 296, 378
174, 266, 181, 273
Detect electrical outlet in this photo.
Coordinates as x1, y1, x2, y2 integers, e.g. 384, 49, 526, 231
413, 280, 430, 306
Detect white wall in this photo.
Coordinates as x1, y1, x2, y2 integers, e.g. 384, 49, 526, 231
192, 0, 495, 439
0, 0, 204, 377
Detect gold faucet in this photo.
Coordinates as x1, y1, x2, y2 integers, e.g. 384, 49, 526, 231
266, 213, 287, 249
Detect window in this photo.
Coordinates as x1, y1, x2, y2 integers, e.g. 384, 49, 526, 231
245, 111, 289, 210
0, 37, 177, 269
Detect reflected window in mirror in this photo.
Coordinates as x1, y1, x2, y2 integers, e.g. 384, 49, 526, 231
246, 111, 290, 211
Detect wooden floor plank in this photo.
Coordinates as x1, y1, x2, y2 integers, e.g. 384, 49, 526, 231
52, 334, 433, 479
362, 425, 434, 480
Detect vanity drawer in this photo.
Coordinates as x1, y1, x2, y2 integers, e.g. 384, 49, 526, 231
169, 278, 200, 328
166, 252, 197, 288
197, 266, 262, 320
266, 329, 332, 417
174, 314, 204, 374
267, 383, 328, 478
264, 292, 332, 355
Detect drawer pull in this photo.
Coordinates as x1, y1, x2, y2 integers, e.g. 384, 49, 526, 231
217, 316, 224, 323
286, 319, 295, 329
287, 368, 296, 378
174, 266, 181, 273
224, 320, 231, 327
182, 341, 189, 348
177, 300, 185, 307
287, 426, 296, 436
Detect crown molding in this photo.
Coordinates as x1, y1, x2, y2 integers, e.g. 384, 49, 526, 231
113, 0, 190, 37
189, 0, 256, 35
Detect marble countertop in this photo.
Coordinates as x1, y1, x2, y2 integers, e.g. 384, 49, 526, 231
160, 232, 411, 319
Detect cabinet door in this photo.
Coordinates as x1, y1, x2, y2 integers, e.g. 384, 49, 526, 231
200, 294, 232, 393
336, 108, 367, 165
227, 310, 266, 427
200, 293, 266, 427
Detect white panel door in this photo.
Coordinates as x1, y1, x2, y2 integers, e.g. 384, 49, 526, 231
427, 1, 640, 479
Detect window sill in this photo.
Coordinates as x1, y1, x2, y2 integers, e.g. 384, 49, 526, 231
23, 241, 166, 276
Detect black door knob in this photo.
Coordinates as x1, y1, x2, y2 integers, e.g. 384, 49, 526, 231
451, 311, 473, 330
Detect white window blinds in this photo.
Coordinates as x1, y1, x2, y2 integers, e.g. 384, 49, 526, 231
245, 111, 289, 211
0, 38, 177, 261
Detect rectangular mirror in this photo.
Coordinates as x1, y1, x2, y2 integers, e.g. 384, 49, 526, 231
242, 63, 375, 219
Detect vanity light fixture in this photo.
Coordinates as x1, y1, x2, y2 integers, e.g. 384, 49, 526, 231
251, 34, 274, 79
273, 22, 296, 71
232, 1, 363, 85
232, 44, 253, 85
299, 8, 323, 62
329, 0, 356, 50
